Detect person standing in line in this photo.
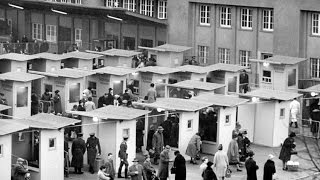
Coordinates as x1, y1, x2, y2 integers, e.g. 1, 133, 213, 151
105, 153, 115, 180
213, 144, 229, 180
41, 89, 51, 113
200, 156, 209, 175
143, 153, 156, 180
97, 165, 111, 180
263, 154, 276, 180
53, 90, 62, 115
98, 93, 108, 108
279, 132, 296, 171
245, 151, 259, 180
227, 135, 242, 172
106, 88, 115, 105
85, 97, 96, 111
146, 83, 157, 103
71, 133, 86, 174
118, 135, 129, 178
128, 158, 145, 180
202, 161, 218, 180
173, 151, 186, 180
152, 126, 164, 165
186, 132, 201, 164
86, 133, 101, 174
158, 145, 171, 180
290, 98, 300, 128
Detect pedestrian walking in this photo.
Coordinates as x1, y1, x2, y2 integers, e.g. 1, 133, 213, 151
227, 135, 242, 171
146, 83, 157, 103
263, 154, 276, 180
173, 151, 186, 180
85, 97, 96, 111
152, 126, 164, 165
105, 153, 115, 180
186, 132, 201, 164
53, 90, 62, 115
200, 156, 209, 175
202, 161, 218, 180
158, 145, 171, 180
289, 98, 300, 128
97, 165, 111, 180
118, 135, 129, 178
86, 132, 101, 174
213, 144, 229, 180
279, 132, 296, 170
245, 151, 259, 180
71, 133, 86, 174
128, 158, 145, 180
143, 152, 156, 180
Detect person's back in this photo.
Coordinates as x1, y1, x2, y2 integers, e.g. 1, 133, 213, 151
245, 157, 258, 180
85, 97, 96, 111
263, 159, 275, 180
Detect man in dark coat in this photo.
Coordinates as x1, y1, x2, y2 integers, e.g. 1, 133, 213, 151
245, 151, 259, 180
64, 133, 70, 177
106, 88, 115, 105
161, 119, 172, 146
71, 133, 86, 174
240, 70, 249, 93
264, 154, 276, 180
173, 151, 186, 180
31, 91, 39, 115
158, 145, 170, 180
118, 135, 129, 178
86, 133, 101, 174
105, 153, 115, 180
13, 158, 29, 180
152, 126, 164, 165
143, 153, 156, 180
98, 93, 108, 108
279, 132, 296, 170
147, 125, 155, 151
136, 118, 144, 152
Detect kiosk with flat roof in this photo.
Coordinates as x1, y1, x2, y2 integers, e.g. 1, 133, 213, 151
30, 52, 67, 73
0, 53, 39, 73
175, 65, 210, 82
61, 51, 103, 70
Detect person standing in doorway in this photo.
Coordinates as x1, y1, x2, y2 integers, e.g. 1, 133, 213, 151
213, 144, 229, 180
245, 151, 259, 180
53, 90, 62, 115
105, 153, 115, 180
186, 132, 201, 164
263, 154, 276, 180
173, 151, 186, 180
31, 91, 39, 115
146, 83, 156, 103
86, 133, 101, 174
152, 126, 164, 165
118, 135, 129, 178
158, 145, 171, 180
290, 98, 300, 128
240, 70, 249, 93
71, 133, 86, 174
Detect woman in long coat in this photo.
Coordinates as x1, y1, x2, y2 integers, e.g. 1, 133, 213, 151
203, 161, 218, 180
213, 144, 229, 180
158, 146, 170, 180
279, 132, 296, 170
227, 135, 241, 171
173, 151, 186, 180
186, 133, 201, 164
53, 90, 62, 114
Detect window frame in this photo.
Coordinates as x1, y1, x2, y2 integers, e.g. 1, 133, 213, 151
312, 13, 320, 36
105, 0, 119, 7
75, 28, 82, 47
239, 50, 251, 67
32, 23, 43, 41
262, 9, 274, 32
46, 25, 57, 42
220, 6, 231, 28
225, 114, 231, 125
198, 45, 209, 64
218, 48, 231, 64
140, 0, 154, 17
280, 108, 285, 119
199, 5, 210, 26
49, 138, 57, 150
311, 58, 320, 78
158, 0, 167, 19
262, 70, 272, 83
123, 0, 136, 12
0, 144, 3, 157
241, 8, 253, 30
187, 119, 193, 130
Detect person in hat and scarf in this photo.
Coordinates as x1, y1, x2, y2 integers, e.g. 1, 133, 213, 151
152, 126, 164, 165
279, 132, 296, 170
203, 161, 217, 180
129, 158, 145, 180
263, 154, 276, 180
71, 133, 86, 174
245, 151, 259, 180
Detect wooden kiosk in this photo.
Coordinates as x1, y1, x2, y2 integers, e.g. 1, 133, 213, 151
69, 106, 149, 170
0, 72, 44, 117
175, 65, 210, 82
30, 52, 67, 73
138, 44, 192, 68
61, 51, 103, 70
0, 113, 79, 180
238, 89, 302, 147
0, 53, 39, 73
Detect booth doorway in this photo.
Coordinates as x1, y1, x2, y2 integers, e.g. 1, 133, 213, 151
199, 107, 218, 143
113, 80, 124, 95
14, 86, 29, 118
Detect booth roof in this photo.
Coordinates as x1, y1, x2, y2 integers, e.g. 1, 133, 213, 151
69, 105, 150, 120
94, 66, 137, 76
250, 55, 307, 65
0, 119, 29, 136
192, 93, 249, 107
176, 65, 210, 74
138, 66, 181, 74
168, 80, 225, 91
0, 104, 11, 111
299, 84, 320, 93
133, 98, 212, 112
242, 89, 302, 101
0, 72, 44, 82
86, 49, 142, 57
36, 52, 67, 61
61, 51, 103, 60
205, 63, 248, 72
29, 68, 95, 78
0, 53, 39, 61
138, 44, 192, 52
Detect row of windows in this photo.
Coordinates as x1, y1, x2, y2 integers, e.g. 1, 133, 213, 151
199, 5, 274, 31
105, 0, 167, 19
45, 0, 82, 4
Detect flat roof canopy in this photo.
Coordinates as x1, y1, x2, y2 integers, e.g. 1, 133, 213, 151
0, 53, 39, 61
139, 44, 192, 52
94, 66, 137, 76
86, 49, 142, 57
0, 119, 29, 136
241, 89, 302, 101
61, 51, 103, 60
0, 72, 44, 82
29, 68, 96, 78
35, 52, 68, 61
250, 55, 307, 65
138, 66, 181, 74
299, 84, 320, 93
192, 93, 249, 107
177, 65, 211, 74
167, 80, 225, 91
205, 63, 248, 72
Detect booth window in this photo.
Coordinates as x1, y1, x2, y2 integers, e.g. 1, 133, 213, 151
49, 138, 56, 150
262, 70, 272, 83
156, 81, 166, 98
227, 77, 237, 93
17, 87, 28, 107
88, 81, 97, 97
69, 83, 80, 103
187, 119, 193, 130
123, 129, 130, 138
280, 108, 285, 119
288, 69, 296, 86
225, 114, 231, 125
0, 144, 3, 157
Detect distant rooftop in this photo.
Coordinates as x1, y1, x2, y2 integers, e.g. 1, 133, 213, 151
62, 51, 103, 60
250, 55, 307, 65
168, 80, 225, 91
86, 49, 141, 57
138, 44, 192, 52
205, 63, 248, 72
36, 52, 67, 61
0, 53, 39, 61
29, 68, 95, 78
138, 66, 181, 74
299, 84, 320, 93
192, 93, 249, 107
242, 89, 302, 101
0, 119, 29, 136
94, 66, 137, 76
177, 65, 210, 74
0, 72, 44, 82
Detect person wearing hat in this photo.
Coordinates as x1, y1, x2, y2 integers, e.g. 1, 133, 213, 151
143, 152, 156, 180
41, 88, 51, 113
240, 69, 249, 93
263, 154, 276, 180
106, 88, 115, 106
173, 151, 186, 180
118, 135, 129, 178
71, 133, 86, 174
279, 132, 296, 170
13, 158, 29, 180
227, 134, 242, 172
53, 90, 62, 115
186, 132, 201, 164
241, 130, 251, 159
245, 150, 259, 180
213, 144, 229, 180
202, 161, 218, 180
86, 132, 101, 174
129, 158, 145, 180
158, 145, 171, 180
152, 126, 164, 165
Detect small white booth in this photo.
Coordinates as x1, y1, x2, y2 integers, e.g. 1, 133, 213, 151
30, 52, 67, 73
0, 113, 79, 180
192, 93, 249, 155
205, 63, 248, 95
61, 51, 103, 70
250, 55, 306, 92
238, 89, 302, 147
175, 65, 209, 82
69, 106, 149, 171
86, 49, 142, 68
29, 68, 95, 112
138, 44, 192, 68
0, 53, 39, 73
0, 72, 44, 117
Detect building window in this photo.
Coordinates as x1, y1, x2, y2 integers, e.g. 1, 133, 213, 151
220, 6, 231, 27
200, 5, 210, 26
187, 119, 193, 129
241, 8, 253, 29
49, 138, 56, 150
7, 19, 12, 33
225, 115, 231, 125
239, 50, 251, 67
262, 70, 272, 83
18, 132, 25, 141
261, 53, 273, 60
32, 23, 43, 40
123, 0, 135, 11
280, 108, 285, 119
218, 48, 230, 64
262, 9, 273, 31
198, 45, 209, 64
0, 144, 3, 157
140, 0, 154, 17
75, 28, 82, 47
158, 0, 167, 19
105, 0, 119, 7
46, 25, 57, 42
75, 0, 81, 4
123, 128, 130, 138
312, 13, 320, 35
311, 58, 320, 78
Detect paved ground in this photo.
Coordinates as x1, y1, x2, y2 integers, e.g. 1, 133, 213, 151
65, 137, 319, 180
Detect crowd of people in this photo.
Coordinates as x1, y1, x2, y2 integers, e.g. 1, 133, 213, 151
2, 35, 49, 54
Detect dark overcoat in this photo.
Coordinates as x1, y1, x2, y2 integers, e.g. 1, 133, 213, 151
263, 160, 276, 180
158, 150, 169, 178
53, 93, 62, 114
279, 137, 295, 162
118, 141, 128, 160
71, 137, 86, 168
203, 167, 218, 180
245, 157, 259, 180
173, 153, 186, 180
86, 136, 101, 166
143, 160, 155, 180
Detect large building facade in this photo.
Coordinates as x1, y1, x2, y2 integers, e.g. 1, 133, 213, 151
167, 0, 320, 83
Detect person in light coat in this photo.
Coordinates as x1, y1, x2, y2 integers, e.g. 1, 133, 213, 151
227, 135, 242, 172
158, 145, 171, 180
152, 126, 164, 165
290, 98, 300, 128
97, 165, 110, 180
128, 158, 145, 180
213, 144, 229, 180
186, 132, 201, 164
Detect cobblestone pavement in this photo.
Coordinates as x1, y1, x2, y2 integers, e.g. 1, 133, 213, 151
65, 137, 319, 180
